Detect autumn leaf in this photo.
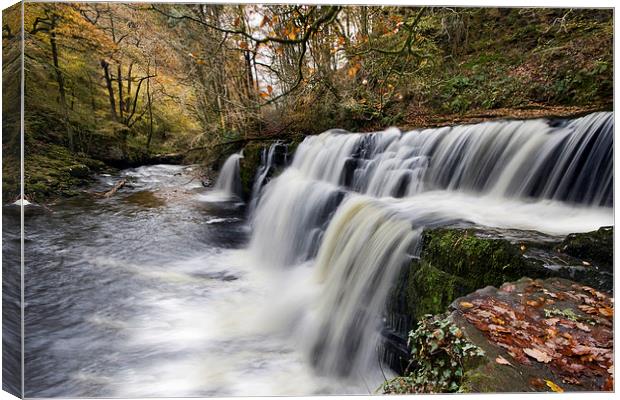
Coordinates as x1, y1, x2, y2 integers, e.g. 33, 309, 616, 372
266, 85, 273, 94
575, 322, 591, 332
288, 31, 296, 40
347, 67, 358, 78
545, 380, 564, 393
598, 307, 613, 317
459, 301, 474, 309
259, 15, 270, 28
239, 41, 249, 50
495, 356, 512, 366
526, 300, 540, 307
259, 92, 269, 98
524, 348, 552, 363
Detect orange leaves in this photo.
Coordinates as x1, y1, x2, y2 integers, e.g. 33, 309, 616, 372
347, 66, 359, 78
457, 278, 613, 391
258, 85, 273, 99
259, 15, 271, 28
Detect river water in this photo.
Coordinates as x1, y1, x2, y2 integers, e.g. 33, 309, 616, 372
14, 112, 614, 397
22, 165, 364, 397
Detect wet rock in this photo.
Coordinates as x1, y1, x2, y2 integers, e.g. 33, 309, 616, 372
558, 226, 613, 272
66, 164, 91, 178
452, 278, 613, 392
383, 225, 613, 374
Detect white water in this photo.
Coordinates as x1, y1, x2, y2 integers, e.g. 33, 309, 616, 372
246, 112, 613, 388
47, 113, 611, 397
203, 153, 243, 201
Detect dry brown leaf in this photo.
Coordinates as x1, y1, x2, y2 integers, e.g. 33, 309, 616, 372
495, 356, 512, 366
598, 307, 613, 317
524, 348, 552, 363
575, 322, 591, 332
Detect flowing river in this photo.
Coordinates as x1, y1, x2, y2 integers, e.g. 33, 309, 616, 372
11, 112, 614, 397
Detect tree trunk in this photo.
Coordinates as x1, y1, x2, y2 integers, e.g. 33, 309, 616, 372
101, 60, 117, 122
50, 19, 74, 150
117, 64, 124, 122
146, 62, 154, 151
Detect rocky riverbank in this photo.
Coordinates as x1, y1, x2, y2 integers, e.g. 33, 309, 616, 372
382, 226, 613, 393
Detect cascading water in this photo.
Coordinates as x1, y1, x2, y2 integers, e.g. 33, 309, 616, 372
249, 142, 289, 212
248, 112, 613, 385
206, 153, 243, 201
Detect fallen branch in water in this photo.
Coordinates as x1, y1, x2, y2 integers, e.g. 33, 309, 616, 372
98, 179, 126, 198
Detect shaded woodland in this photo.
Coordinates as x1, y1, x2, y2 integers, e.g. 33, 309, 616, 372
1, 3, 613, 201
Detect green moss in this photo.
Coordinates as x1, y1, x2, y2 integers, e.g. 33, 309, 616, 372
421, 229, 548, 289
24, 143, 103, 203
239, 143, 263, 200
406, 261, 469, 321
399, 228, 555, 326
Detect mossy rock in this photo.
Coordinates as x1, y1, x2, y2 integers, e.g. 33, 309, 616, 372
558, 226, 613, 271
239, 143, 263, 200
402, 228, 555, 323
65, 164, 91, 178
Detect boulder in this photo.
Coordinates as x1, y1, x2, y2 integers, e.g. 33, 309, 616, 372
383, 225, 613, 374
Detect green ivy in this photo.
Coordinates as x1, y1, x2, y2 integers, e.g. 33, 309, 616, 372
383, 315, 485, 394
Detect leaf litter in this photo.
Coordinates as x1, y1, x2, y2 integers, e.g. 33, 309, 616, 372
455, 278, 613, 391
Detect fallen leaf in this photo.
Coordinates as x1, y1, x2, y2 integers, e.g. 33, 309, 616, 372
495, 356, 512, 366
524, 348, 552, 363
545, 380, 564, 393
575, 322, 591, 332
544, 318, 559, 326
578, 305, 598, 314
459, 301, 474, 309
562, 376, 581, 385
598, 307, 613, 317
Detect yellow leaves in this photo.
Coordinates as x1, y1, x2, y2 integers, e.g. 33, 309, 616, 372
545, 380, 564, 393
459, 301, 474, 309
287, 31, 297, 40
259, 92, 270, 99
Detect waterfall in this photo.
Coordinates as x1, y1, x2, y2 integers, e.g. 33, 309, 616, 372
249, 142, 289, 212
211, 153, 242, 199
247, 112, 613, 382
